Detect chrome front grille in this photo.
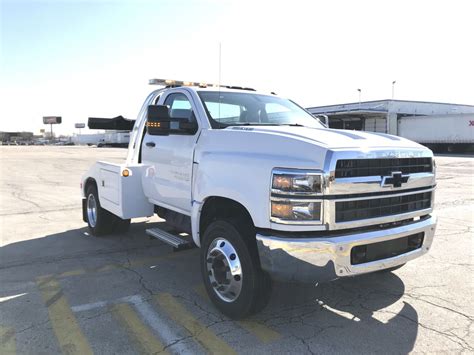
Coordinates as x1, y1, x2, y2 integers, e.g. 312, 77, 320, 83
335, 158, 433, 178
335, 191, 432, 223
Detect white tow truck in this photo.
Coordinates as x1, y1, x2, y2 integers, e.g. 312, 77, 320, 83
81, 79, 437, 318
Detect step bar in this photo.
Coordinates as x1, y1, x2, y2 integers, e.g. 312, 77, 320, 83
146, 227, 195, 251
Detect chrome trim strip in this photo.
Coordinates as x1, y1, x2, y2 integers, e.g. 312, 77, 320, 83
329, 172, 435, 195
332, 186, 434, 202
331, 207, 433, 229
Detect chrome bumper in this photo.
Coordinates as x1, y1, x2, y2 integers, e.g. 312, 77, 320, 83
256, 215, 437, 283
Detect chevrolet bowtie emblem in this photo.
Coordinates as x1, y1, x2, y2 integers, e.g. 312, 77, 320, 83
381, 171, 409, 188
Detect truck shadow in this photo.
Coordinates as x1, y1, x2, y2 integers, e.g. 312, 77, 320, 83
263, 274, 417, 353
0, 222, 418, 354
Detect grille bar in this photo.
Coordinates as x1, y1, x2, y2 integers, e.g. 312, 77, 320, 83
335, 158, 432, 178
336, 191, 432, 222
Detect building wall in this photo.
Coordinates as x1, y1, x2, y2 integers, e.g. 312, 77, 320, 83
307, 100, 474, 137
364, 117, 387, 133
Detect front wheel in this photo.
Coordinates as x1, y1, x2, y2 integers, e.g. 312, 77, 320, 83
201, 219, 271, 319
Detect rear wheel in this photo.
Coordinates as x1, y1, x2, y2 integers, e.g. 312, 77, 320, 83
86, 184, 130, 235
201, 219, 271, 319
86, 185, 113, 235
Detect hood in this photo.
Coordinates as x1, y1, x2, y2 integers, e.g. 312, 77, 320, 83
227, 126, 426, 150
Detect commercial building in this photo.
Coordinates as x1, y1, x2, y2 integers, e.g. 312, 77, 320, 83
307, 99, 474, 135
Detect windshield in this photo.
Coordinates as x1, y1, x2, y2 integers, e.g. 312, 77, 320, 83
198, 91, 324, 128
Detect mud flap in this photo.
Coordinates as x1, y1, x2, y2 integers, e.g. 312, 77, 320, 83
82, 198, 88, 222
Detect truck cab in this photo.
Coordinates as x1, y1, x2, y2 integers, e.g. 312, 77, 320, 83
81, 79, 437, 318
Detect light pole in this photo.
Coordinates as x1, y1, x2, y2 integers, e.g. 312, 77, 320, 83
392, 80, 396, 99
357, 88, 362, 105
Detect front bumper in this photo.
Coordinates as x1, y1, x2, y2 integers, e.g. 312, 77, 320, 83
256, 215, 437, 283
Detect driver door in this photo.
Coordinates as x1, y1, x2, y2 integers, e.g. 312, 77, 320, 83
141, 90, 199, 214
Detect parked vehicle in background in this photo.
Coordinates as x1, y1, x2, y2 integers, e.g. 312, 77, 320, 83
73, 133, 105, 146
99, 131, 130, 147
398, 113, 474, 153
80, 79, 437, 318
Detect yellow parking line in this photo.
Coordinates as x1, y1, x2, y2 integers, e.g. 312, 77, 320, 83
36, 277, 93, 355
58, 269, 86, 278
194, 284, 281, 344
0, 327, 16, 355
94, 264, 120, 273
111, 303, 167, 354
155, 293, 236, 354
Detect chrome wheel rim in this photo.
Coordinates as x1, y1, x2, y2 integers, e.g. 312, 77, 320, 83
87, 193, 98, 228
206, 238, 243, 303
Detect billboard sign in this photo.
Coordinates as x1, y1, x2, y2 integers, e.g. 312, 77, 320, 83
75, 123, 86, 129
43, 116, 62, 124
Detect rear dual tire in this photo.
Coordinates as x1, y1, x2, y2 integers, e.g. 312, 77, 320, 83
86, 185, 130, 236
201, 219, 271, 319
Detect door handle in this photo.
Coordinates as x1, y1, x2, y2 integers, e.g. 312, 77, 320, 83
146, 142, 156, 148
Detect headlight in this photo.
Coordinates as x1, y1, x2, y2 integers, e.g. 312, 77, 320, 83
270, 169, 324, 224
271, 200, 322, 222
272, 169, 322, 195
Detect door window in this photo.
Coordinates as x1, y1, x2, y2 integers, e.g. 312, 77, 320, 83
164, 93, 195, 123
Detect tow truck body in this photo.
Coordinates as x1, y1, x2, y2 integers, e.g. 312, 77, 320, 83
81, 79, 436, 318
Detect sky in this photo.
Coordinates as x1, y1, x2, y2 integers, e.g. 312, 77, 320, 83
1, 0, 473, 135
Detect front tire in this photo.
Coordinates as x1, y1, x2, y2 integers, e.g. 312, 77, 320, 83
201, 219, 271, 319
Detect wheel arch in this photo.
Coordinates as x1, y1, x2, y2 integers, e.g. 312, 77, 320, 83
198, 196, 255, 244
84, 177, 97, 196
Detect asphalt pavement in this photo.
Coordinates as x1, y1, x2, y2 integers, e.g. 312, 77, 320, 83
0, 146, 473, 354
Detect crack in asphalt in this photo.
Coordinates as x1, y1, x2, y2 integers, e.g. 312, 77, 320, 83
15, 317, 51, 335
403, 293, 474, 320
161, 333, 195, 352
10, 188, 42, 209
120, 256, 154, 297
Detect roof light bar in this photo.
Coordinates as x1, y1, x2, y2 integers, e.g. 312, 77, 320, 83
148, 78, 256, 91
149, 78, 215, 88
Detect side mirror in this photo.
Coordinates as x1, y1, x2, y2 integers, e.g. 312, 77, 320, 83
313, 114, 329, 128
147, 105, 171, 136
146, 105, 198, 136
